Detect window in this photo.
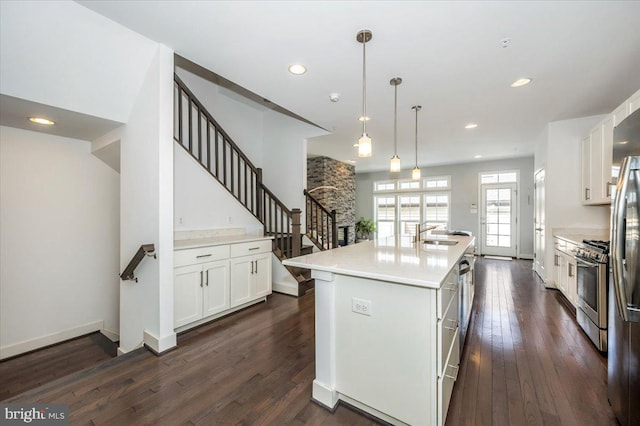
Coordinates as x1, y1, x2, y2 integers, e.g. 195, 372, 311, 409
399, 196, 420, 237
480, 171, 517, 184
424, 193, 450, 228
374, 181, 395, 192
374, 196, 396, 238
424, 176, 450, 189
372, 177, 451, 237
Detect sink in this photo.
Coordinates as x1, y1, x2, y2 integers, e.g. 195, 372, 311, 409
422, 239, 458, 246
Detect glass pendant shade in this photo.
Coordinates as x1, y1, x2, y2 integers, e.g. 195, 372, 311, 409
412, 166, 421, 180
390, 155, 401, 172
358, 133, 372, 157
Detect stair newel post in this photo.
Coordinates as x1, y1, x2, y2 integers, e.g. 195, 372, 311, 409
292, 208, 302, 258
256, 168, 263, 223
331, 210, 338, 249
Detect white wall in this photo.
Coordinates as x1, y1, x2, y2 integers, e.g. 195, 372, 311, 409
174, 144, 263, 233
119, 45, 176, 354
356, 157, 536, 257
0, 126, 120, 358
0, 0, 157, 123
537, 115, 610, 284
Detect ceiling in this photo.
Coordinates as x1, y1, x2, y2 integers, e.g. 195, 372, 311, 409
78, 1, 640, 172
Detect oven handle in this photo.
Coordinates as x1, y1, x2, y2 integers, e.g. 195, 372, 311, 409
574, 257, 600, 268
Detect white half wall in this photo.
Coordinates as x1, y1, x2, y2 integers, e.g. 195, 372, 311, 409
119, 45, 176, 354
174, 145, 263, 233
0, 0, 157, 123
0, 126, 120, 359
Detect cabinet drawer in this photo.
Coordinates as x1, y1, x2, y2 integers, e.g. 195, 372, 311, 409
437, 270, 458, 319
230, 240, 272, 258
438, 293, 459, 375
175, 245, 230, 267
438, 330, 460, 426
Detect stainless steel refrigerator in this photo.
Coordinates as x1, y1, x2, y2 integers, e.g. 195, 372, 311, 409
609, 108, 640, 426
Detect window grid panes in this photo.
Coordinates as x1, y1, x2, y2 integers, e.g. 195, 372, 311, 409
374, 181, 395, 191
424, 193, 450, 228
375, 196, 396, 238
399, 196, 421, 236
398, 180, 420, 190
481, 172, 517, 184
485, 188, 512, 247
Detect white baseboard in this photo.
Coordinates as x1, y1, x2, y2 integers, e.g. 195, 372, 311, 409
0, 320, 103, 360
518, 253, 534, 260
100, 328, 119, 342
143, 330, 177, 354
273, 280, 298, 296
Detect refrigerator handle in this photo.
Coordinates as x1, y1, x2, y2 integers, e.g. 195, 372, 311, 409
612, 156, 631, 321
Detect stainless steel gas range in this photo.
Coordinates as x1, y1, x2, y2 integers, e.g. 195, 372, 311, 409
575, 239, 609, 352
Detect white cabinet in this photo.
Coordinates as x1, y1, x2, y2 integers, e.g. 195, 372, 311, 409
174, 237, 272, 331
581, 88, 640, 205
553, 238, 578, 307
174, 260, 230, 328
230, 253, 271, 308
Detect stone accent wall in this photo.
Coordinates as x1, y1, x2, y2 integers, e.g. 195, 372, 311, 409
307, 156, 356, 245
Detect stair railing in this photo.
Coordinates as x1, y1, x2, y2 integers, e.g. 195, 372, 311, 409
304, 189, 338, 250
120, 244, 156, 282
174, 74, 300, 260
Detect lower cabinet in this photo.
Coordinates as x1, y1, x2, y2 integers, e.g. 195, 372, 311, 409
553, 239, 578, 306
230, 253, 271, 308
174, 238, 272, 331
174, 260, 230, 329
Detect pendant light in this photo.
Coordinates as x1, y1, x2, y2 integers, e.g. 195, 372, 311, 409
389, 77, 402, 172
357, 30, 373, 158
411, 105, 422, 180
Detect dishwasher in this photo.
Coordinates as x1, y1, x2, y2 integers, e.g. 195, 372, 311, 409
458, 248, 475, 352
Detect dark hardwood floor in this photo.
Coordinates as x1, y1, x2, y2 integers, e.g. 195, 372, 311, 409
1, 258, 617, 425
0, 332, 116, 401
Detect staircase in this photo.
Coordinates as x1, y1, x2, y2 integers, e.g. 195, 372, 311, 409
173, 74, 336, 295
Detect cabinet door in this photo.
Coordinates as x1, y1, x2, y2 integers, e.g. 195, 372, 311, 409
230, 257, 253, 308
589, 124, 604, 204
174, 264, 204, 328
253, 254, 272, 298
566, 258, 578, 307
554, 251, 566, 293
581, 136, 592, 204
203, 260, 230, 317
600, 116, 614, 202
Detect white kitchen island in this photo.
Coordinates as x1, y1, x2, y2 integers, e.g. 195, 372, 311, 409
283, 234, 475, 426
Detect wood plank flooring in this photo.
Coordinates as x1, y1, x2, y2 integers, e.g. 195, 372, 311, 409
1, 258, 618, 425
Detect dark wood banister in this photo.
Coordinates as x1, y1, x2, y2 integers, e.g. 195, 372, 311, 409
174, 73, 306, 263
304, 189, 338, 250
120, 244, 156, 282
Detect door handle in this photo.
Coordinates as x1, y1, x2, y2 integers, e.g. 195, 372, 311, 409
612, 156, 632, 321
251, 260, 255, 274
200, 270, 203, 287
205, 270, 209, 286
255, 260, 258, 274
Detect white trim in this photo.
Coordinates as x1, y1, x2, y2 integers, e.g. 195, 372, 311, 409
312, 380, 339, 410
100, 328, 119, 342
273, 280, 299, 296
519, 253, 535, 260
173, 297, 267, 333
143, 330, 177, 354
0, 320, 103, 360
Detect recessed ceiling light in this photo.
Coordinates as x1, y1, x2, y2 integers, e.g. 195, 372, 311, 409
474, 154, 483, 159
511, 78, 532, 88
618, 141, 629, 145
29, 117, 55, 125
288, 64, 307, 75
358, 116, 370, 122
353, 143, 359, 147
465, 123, 478, 129
347, 160, 356, 164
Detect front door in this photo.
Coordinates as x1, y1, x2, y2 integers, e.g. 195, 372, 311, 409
534, 169, 546, 279
481, 183, 517, 257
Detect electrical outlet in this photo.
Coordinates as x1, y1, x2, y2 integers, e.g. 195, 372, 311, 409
178, 217, 183, 225
227, 216, 233, 224
352, 297, 372, 316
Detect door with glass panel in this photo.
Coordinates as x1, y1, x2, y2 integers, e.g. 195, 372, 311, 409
481, 183, 517, 257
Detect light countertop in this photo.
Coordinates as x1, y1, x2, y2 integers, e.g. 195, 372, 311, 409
174, 234, 273, 250
553, 228, 609, 246
282, 235, 475, 289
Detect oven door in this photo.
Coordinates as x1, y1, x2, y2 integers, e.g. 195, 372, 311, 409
576, 257, 607, 328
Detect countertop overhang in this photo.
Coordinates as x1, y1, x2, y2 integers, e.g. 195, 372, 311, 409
283, 235, 475, 289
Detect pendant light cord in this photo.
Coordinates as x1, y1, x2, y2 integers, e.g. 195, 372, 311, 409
414, 107, 418, 168
394, 83, 398, 155
362, 35, 367, 135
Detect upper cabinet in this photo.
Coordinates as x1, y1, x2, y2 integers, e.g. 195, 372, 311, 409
582, 89, 640, 205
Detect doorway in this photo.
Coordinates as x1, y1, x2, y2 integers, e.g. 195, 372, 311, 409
533, 169, 545, 279
480, 181, 518, 257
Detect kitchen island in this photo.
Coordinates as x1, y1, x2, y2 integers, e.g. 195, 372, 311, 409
283, 234, 475, 426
